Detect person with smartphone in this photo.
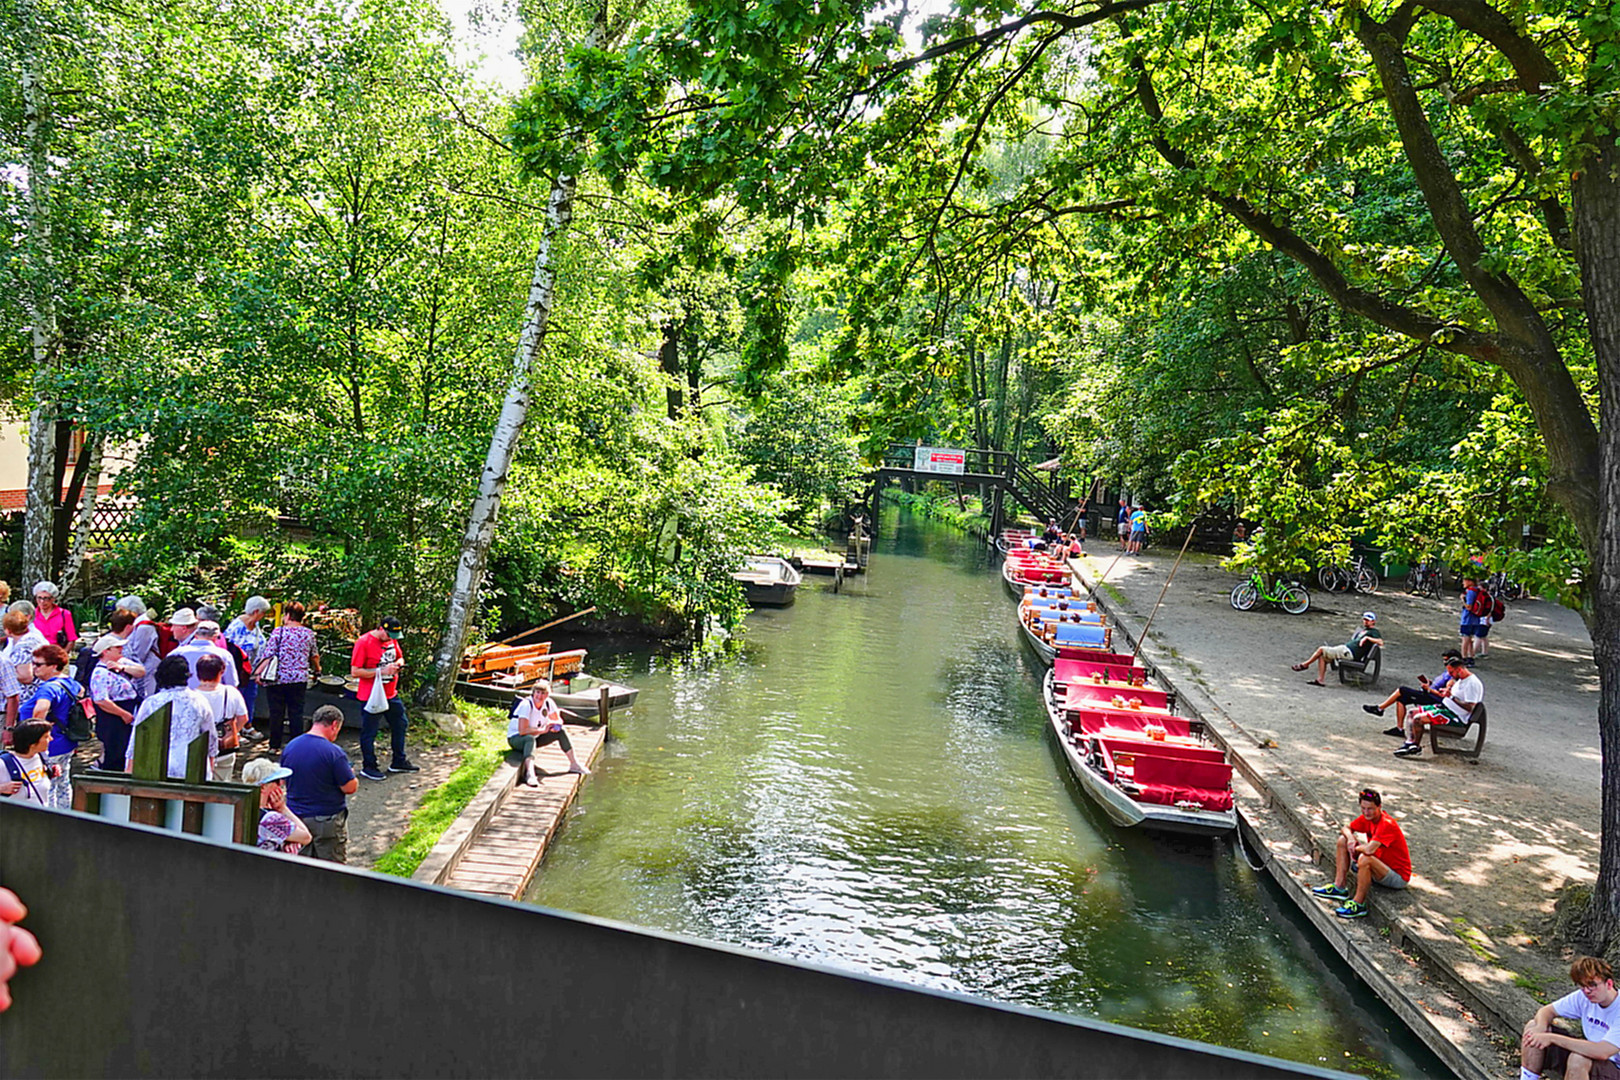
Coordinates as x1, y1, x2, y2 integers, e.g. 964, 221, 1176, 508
1360, 649, 1464, 737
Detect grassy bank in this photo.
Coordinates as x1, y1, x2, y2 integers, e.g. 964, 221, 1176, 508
882, 487, 993, 538
373, 701, 510, 878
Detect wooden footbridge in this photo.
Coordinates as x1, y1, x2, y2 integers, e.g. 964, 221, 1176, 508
865, 444, 1078, 536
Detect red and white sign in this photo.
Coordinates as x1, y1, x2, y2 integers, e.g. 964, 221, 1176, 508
914, 446, 966, 475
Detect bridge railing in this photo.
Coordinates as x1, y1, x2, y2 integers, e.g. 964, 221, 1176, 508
878, 444, 1016, 477
0, 804, 1345, 1078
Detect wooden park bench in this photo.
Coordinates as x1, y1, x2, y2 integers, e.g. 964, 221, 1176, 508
1335, 643, 1382, 687
1428, 702, 1488, 760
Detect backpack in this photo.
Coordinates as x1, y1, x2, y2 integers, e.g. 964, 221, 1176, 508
223, 638, 251, 684
1468, 588, 1493, 618
46, 676, 94, 744
73, 644, 98, 690
156, 621, 179, 658
1489, 593, 1507, 621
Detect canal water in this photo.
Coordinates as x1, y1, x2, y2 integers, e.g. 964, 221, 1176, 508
526, 505, 1447, 1078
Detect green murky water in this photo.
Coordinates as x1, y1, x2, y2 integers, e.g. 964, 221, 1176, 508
526, 505, 1448, 1078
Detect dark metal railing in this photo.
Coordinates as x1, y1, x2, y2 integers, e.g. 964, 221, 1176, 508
0, 805, 1347, 1079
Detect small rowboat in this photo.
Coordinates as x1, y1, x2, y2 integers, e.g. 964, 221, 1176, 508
1042, 667, 1235, 835
733, 555, 803, 607
455, 644, 637, 717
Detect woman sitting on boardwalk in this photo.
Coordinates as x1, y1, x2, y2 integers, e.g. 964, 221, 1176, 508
508, 680, 590, 787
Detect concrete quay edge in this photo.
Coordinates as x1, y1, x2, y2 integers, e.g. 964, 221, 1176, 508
412, 756, 520, 886
1066, 555, 1524, 1080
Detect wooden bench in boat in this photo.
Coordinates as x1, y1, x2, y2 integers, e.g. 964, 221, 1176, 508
1021, 586, 1076, 600
1076, 710, 1191, 739
1098, 738, 1225, 765
1052, 622, 1111, 650
1127, 754, 1234, 812
461, 642, 553, 675
1427, 702, 1488, 759
1065, 683, 1170, 711
1053, 657, 1147, 686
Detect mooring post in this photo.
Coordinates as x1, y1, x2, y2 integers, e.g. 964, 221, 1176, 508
598, 685, 610, 726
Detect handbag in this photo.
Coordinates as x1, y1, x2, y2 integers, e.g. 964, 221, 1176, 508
252, 629, 281, 682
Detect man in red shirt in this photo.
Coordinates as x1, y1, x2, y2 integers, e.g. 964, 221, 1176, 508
1311, 787, 1411, 919
349, 616, 419, 782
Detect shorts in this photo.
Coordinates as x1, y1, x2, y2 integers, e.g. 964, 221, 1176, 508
1543, 1043, 1620, 1080
1476, 624, 1490, 637
1411, 706, 1469, 729
1459, 623, 1485, 637
1320, 644, 1354, 662
1117, 523, 1129, 537
1351, 860, 1409, 890
1130, 530, 1147, 541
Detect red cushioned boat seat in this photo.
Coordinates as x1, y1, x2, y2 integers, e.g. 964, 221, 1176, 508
1076, 709, 1190, 738
1098, 738, 1225, 764
1053, 657, 1146, 685
1129, 755, 1234, 812
1064, 683, 1169, 711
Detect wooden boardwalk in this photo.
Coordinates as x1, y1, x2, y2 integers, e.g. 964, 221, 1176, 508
443, 723, 606, 900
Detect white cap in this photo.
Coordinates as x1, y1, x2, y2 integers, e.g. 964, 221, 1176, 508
169, 608, 198, 627
91, 634, 125, 655
1362, 611, 1377, 622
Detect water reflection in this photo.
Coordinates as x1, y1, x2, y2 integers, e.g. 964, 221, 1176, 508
526, 506, 1446, 1078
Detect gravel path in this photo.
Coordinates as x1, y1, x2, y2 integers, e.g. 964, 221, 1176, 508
1079, 547, 1597, 998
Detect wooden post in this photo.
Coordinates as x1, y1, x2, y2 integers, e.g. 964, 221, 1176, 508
597, 685, 610, 727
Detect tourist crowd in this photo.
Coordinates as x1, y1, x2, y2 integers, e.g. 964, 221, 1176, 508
0, 584, 419, 864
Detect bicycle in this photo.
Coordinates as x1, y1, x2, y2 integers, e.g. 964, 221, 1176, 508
1230, 569, 1311, 614
1404, 558, 1442, 599
1484, 570, 1524, 601
1317, 555, 1378, 595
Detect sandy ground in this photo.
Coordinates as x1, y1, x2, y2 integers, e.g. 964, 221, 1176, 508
1078, 546, 1597, 996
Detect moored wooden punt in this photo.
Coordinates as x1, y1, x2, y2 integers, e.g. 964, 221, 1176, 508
1042, 667, 1236, 835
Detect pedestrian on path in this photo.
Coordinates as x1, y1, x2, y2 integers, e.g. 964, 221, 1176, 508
1520, 956, 1620, 1080
1116, 498, 1130, 551
87, 633, 144, 773
1459, 575, 1489, 664
508, 680, 590, 787
224, 597, 270, 735
349, 616, 419, 782
19, 645, 83, 810
1311, 787, 1411, 919
260, 601, 321, 751
30, 583, 76, 650
283, 705, 357, 863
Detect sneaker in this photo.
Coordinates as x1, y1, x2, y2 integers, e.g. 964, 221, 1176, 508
360, 767, 387, 781
388, 760, 421, 773
1362, 705, 1384, 717
567, 763, 591, 776
1393, 742, 1422, 757
1335, 900, 1368, 919
1312, 884, 1350, 900
1463, 657, 1476, 668
1383, 726, 1405, 738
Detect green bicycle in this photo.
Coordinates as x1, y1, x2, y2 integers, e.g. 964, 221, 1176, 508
1230, 569, 1311, 615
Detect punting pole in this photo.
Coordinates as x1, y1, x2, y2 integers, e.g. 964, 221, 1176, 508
490, 606, 598, 649
1131, 510, 1206, 663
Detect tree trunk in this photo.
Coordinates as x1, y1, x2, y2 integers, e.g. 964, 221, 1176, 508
1574, 135, 1620, 950
59, 435, 104, 595
19, 0, 59, 586
418, 170, 579, 712
659, 319, 683, 419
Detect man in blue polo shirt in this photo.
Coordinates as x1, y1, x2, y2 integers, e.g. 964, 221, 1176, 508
282, 705, 358, 863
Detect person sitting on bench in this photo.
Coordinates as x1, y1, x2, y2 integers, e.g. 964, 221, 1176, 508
1291, 612, 1382, 686
1393, 655, 1482, 758
1362, 650, 1462, 732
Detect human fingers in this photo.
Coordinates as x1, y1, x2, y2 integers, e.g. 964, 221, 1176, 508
8, 926, 41, 968
0, 887, 26, 924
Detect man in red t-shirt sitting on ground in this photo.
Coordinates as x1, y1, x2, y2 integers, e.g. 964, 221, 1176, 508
1311, 787, 1412, 919
349, 616, 419, 782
